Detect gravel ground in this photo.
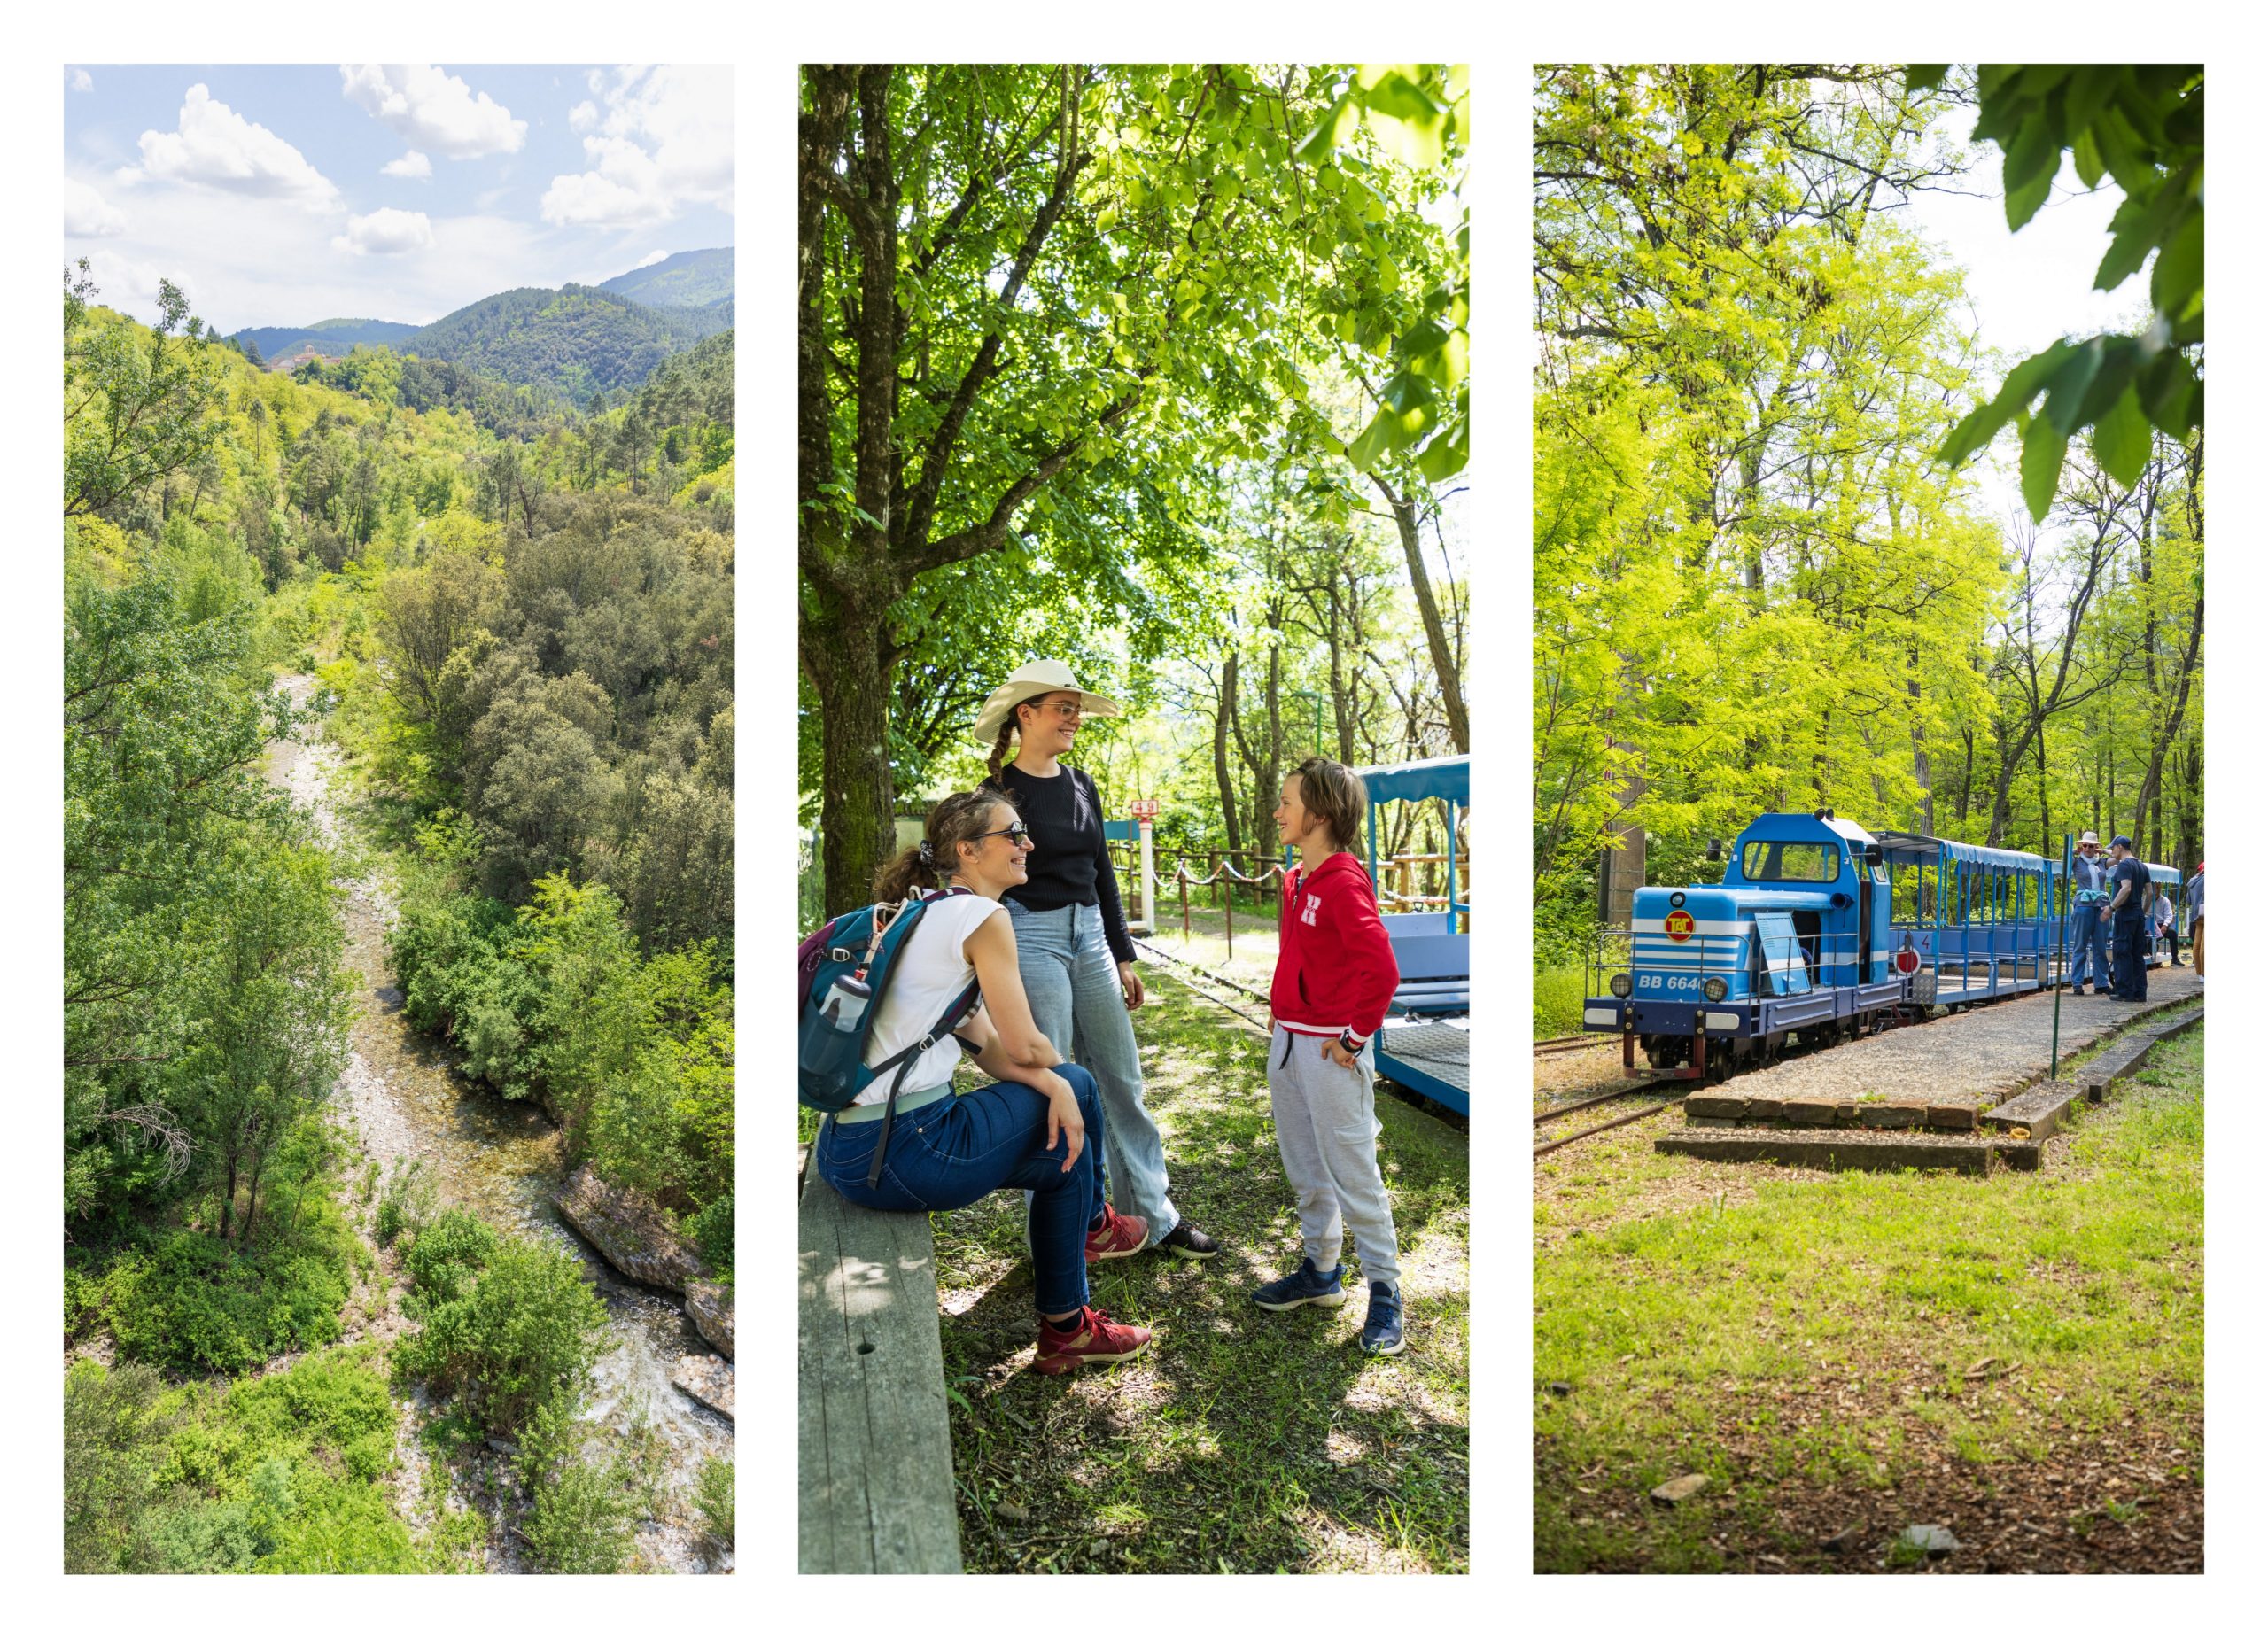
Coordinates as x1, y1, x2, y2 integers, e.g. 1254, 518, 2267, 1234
1697, 974, 2202, 1108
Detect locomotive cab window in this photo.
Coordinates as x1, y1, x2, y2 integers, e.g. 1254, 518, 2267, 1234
1741, 841, 1838, 881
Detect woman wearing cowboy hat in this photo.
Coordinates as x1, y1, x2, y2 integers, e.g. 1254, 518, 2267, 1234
976, 659, 1222, 1261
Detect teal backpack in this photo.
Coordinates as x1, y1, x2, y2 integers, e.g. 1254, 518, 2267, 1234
798, 889, 979, 1185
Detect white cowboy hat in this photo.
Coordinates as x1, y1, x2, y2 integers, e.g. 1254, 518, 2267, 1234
2078, 831, 2100, 846
972, 659, 1122, 746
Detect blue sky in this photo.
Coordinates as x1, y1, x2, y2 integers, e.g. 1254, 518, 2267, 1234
64, 64, 733, 332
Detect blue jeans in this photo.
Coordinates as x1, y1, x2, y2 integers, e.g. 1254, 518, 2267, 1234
2110, 915, 2148, 1000
814, 1066, 1110, 1316
2067, 905, 2109, 988
1008, 900, 1180, 1240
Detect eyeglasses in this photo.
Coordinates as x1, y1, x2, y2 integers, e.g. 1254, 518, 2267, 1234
971, 824, 1032, 846
1042, 702, 1084, 721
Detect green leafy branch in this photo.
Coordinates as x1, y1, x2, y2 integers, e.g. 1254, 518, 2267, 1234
1913, 64, 2202, 517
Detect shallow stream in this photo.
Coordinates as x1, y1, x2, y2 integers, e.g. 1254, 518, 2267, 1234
269, 677, 733, 1573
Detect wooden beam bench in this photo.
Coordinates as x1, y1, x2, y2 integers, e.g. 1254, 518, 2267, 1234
797, 1148, 963, 1574
2081, 1007, 2202, 1104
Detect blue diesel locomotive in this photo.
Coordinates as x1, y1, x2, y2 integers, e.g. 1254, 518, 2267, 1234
1583, 811, 2070, 1079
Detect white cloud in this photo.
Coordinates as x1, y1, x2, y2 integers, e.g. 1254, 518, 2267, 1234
82, 249, 173, 313
381, 151, 433, 180
633, 248, 668, 268
340, 65, 526, 159
332, 207, 434, 257
540, 65, 732, 229
66, 178, 128, 238
68, 68, 93, 93
120, 84, 338, 211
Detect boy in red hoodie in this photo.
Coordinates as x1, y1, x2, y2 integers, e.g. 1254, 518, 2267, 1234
1253, 757, 1407, 1355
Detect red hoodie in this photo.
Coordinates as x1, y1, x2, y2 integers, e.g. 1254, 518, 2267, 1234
1272, 852, 1401, 1046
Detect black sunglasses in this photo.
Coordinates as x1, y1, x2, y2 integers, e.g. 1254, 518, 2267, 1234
972, 824, 1032, 846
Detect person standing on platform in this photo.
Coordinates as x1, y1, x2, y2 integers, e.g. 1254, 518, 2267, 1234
2065, 831, 2111, 995
2099, 835, 2151, 1001
2186, 859, 2204, 978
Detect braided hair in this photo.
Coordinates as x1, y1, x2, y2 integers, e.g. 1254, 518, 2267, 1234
871, 789, 1019, 903
984, 693, 1054, 788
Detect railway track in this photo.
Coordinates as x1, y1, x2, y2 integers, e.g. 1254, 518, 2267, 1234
1532, 1086, 1687, 1158
1534, 1033, 1612, 1059
1131, 936, 1274, 1036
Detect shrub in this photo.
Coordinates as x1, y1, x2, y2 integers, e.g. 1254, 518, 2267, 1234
399, 1208, 497, 1315
64, 1360, 179, 1572
694, 1457, 734, 1552
136, 1498, 260, 1572
100, 1230, 348, 1376
687, 1196, 733, 1282
518, 1453, 641, 1574
397, 1233, 605, 1436
374, 1154, 437, 1247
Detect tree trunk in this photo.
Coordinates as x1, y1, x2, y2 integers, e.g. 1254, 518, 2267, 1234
239, 1147, 268, 1246
1212, 652, 1243, 856
220, 1152, 237, 1241
2132, 584, 2203, 853
1907, 645, 1933, 834
1370, 476, 1467, 753
803, 599, 900, 917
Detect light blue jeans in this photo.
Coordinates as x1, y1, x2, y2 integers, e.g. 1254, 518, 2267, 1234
1007, 900, 1180, 1242
2067, 904, 2109, 989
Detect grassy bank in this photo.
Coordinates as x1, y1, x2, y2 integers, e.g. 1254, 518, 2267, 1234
1534, 1021, 2204, 1572
922, 966, 1471, 1572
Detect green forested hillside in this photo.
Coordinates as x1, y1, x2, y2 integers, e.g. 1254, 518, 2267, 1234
232, 317, 419, 361
400, 284, 726, 401
64, 259, 735, 1573
598, 247, 734, 309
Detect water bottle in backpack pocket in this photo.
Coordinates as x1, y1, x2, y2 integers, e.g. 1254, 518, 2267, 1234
797, 970, 873, 1111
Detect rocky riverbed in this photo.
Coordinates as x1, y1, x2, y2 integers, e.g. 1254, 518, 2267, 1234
268, 678, 734, 1573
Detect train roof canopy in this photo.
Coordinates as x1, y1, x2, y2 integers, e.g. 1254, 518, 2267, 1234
1353, 754, 1468, 806
1874, 831, 2052, 873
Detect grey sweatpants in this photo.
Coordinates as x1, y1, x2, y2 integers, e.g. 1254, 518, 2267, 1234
1267, 1024, 1402, 1288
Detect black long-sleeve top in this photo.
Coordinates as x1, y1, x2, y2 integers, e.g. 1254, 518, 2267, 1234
995, 762, 1136, 964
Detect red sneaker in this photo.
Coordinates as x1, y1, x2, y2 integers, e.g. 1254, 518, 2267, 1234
1084, 1204, 1149, 1262
1033, 1307, 1152, 1375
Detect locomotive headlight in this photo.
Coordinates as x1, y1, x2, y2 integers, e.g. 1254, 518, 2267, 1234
1609, 973, 1633, 998
1702, 976, 1728, 1002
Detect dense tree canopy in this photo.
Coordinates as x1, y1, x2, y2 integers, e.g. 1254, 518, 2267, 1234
798, 62, 1469, 915
1532, 64, 2203, 977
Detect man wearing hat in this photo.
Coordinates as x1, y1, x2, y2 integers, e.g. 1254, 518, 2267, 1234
2064, 831, 2111, 995
976, 659, 1223, 1261
2097, 835, 2151, 1001
2186, 858, 2204, 979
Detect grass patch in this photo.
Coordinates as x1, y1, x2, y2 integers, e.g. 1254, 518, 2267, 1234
927, 966, 1469, 1572
1534, 1026, 2204, 1572
1534, 966, 1587, 1039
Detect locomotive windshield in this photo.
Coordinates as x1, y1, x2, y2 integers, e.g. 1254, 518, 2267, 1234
1740, 840, 1839, 881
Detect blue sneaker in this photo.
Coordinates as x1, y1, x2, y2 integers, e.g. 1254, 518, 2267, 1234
1252, 1256, 1345, 1311
1360, 1282, 1406, 1355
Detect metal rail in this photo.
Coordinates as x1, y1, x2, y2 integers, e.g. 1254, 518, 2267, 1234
1534, 1036, 1611, 1059
1534, 1094, 1687, 1158
1130, 937, 1273, 1036
1534, 1085, 1648, 1127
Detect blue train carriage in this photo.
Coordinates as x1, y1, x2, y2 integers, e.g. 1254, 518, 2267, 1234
1873, 831, 2061, 1005
2143, 860, 2186, 967
1582, 811, 1905, 1080
1354, 754, 1469, 1117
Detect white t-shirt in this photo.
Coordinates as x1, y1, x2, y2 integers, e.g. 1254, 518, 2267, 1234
852, 890, 1003, 1106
